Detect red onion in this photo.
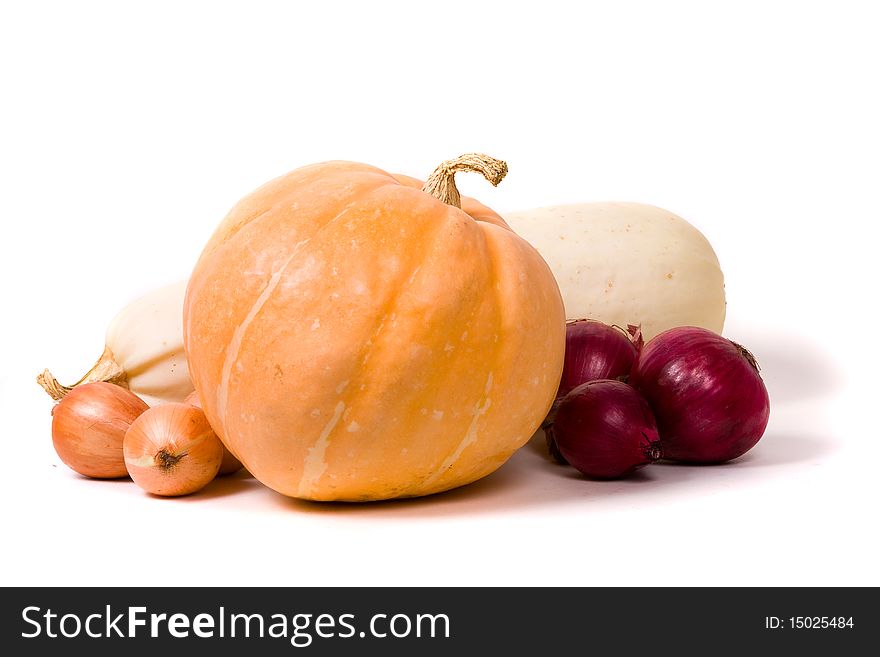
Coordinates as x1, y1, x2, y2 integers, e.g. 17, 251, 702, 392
547, 380, 662, 479
545, 431, 568, 465
557, 320, 640, 401
630, 326, 770, 463
545, 320, 641, 463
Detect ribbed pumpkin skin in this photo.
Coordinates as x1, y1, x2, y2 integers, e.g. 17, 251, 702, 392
184, 162, 564, 501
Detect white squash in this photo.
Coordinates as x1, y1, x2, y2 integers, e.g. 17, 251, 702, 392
37, 281, 194, 406
505, 203, 725, 340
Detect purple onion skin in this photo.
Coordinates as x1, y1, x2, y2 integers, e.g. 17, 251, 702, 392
557, 320, 639, 402
630, 326, 770, 463
545, 430, 569, 465
545, 320, 639, 464
548, 380, 662, 479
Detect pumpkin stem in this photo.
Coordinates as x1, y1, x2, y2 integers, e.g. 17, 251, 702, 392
422, 153, 508, 208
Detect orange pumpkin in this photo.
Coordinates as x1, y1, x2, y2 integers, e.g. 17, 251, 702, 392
184, 154, 564, 501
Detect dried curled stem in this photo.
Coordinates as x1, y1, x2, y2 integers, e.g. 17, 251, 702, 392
422, 153, 508, 208
36, 346, 128, 401
155, 449, 185, 471
732, 341, 761, 373
36, 369, 72, 401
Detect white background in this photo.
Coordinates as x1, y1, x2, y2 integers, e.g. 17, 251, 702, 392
1, 1, 877, 586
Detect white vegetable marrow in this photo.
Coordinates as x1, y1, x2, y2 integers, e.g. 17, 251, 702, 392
38, 281, 194, 406
505, 203, 726, 340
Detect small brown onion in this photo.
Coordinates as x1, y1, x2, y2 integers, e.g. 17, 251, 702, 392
51, 382, 149, 478
183, 390, 243, 475
124, 403, 223, 496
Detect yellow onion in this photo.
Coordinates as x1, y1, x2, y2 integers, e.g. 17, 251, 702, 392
123, 403, 223, 496
51, 382, 148, 478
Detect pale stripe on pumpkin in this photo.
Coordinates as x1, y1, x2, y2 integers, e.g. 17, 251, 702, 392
215, 199, 365, 429
423, 371, 493, 487
297, 400, 346, 496
216, 238, 311, 431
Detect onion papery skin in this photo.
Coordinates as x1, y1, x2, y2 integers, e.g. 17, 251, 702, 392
548, 380, 662, 479
630, 326, 770, 463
